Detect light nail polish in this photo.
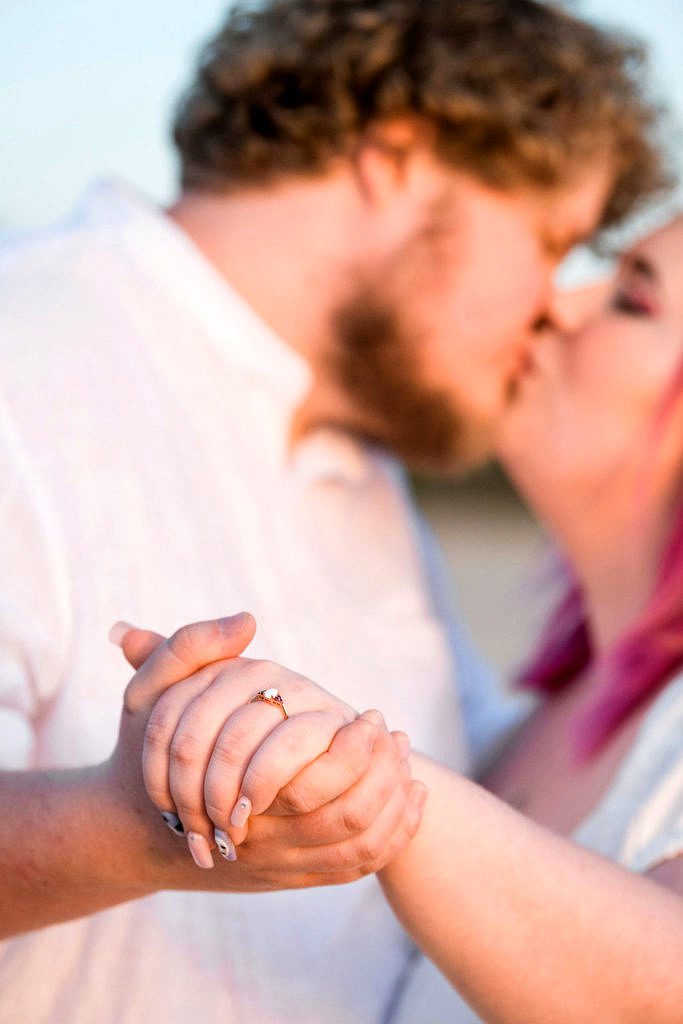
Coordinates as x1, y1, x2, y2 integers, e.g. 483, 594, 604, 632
108, 620, 137, 647
161, 811, 185, 835
363, 709, 386, 728
230, 796, 252, 829
214, 829, 238, 862
187, 832, 214, 869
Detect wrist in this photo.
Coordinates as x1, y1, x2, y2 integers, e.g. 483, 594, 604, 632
52, 761, 159, 899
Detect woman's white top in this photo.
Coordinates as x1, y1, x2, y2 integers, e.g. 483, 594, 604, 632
391, 671, 683, 1023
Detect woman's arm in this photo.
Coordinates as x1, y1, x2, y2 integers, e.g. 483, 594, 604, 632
379, 753, 683, 1024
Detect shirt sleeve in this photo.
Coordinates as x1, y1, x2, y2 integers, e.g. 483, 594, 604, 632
617, 676, 683, 874
0, 392, 72, 768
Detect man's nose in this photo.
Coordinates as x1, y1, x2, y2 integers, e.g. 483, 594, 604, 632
547, 277, 614, 333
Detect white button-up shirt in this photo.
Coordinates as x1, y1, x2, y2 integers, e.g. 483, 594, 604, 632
0, 181, 495, 1024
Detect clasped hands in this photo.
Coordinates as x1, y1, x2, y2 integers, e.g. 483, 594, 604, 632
110, 612, 427, 889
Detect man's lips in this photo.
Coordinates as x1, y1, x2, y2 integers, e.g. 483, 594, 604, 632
504, 349, 536, 402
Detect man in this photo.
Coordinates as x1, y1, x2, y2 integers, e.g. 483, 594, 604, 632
0, 1, 669, 1021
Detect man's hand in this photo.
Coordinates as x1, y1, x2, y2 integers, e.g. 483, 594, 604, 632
0, 612, 427, 940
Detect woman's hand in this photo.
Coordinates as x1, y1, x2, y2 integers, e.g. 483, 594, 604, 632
220, 710, 425, 885
117, 619, 426, 872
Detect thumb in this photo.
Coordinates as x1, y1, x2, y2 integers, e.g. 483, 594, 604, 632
109, 622, 166, 670
122, 612, 257, 713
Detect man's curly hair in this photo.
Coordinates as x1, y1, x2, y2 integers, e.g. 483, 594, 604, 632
173, 0, 673, 230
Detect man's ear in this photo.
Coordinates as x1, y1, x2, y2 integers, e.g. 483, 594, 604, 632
351, 119, 430, 208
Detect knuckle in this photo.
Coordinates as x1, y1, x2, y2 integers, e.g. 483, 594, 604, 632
274, 780, 314, 814
286, 777, 324, 814
167, 624, 198, 663
211, 738, 247, 771
367, 848, 394, 873
240, 762, 272, 802
204, 798, 229, 824
144, 715, 173, 754
323, 843, 356, 872
249, 658, 278, 680
270, 784, 298, 814
236, 658, 277, 692
173, 797, 203, 822
170, 731, 202, 768
341, 799, 373, 835
355, 832, 382, 865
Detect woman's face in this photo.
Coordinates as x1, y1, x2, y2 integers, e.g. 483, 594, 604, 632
497, 216, 683, 519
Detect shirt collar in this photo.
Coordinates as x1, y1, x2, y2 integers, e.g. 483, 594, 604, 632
77, 178, 313, 406
289, 428, 376, 488
78, 180, 396, 490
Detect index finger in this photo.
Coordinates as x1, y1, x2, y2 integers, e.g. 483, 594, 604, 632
269, 710, 386, 816
123, 612, 256, 713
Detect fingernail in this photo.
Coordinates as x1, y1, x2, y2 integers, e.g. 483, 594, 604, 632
161, 811, 185, 835
214, 829, 238, 861
187, 832, 214, 869
230, 796, 252, 829
108, 620, 137, 647
363, 709, 386, 728
219, 612, 250, 629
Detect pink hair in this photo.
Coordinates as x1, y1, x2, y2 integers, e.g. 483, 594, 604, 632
518, 361, 683, 758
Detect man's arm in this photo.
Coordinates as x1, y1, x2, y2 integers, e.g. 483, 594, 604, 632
0, 616, 424, 940
0, 763, 163, 938
0, 615, 258, 938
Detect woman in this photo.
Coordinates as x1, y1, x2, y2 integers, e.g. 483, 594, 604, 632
117, 216, 683, 1022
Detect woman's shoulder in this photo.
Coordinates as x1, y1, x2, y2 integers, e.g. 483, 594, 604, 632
574, 670, 683, 873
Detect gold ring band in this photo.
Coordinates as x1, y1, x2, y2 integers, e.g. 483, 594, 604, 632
248, 687, 289, 720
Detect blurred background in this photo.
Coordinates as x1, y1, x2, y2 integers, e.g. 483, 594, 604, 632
3, 0, 683, 679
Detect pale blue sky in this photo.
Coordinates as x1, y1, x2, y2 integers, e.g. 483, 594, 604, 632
3, 0, 683, 238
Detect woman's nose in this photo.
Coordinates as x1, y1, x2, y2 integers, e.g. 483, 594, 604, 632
548, 277, 614, 333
